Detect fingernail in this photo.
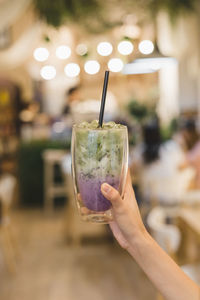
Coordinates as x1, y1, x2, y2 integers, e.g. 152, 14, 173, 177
102, 183, 111, 193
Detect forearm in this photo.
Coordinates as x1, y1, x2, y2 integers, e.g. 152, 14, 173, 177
128, 231, 199, 300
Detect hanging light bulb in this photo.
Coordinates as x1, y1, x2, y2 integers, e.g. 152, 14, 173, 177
139, 40, 154, 55
56, 45, 71, 59
117, 41, 134, 55
33, 47, 49, 62
84, 60, 100, 75
64, 63, 80, 78
108, 58, 123, 72
76, 44, 88, 56
40, 65, 56, 80
97, 42, 113, 56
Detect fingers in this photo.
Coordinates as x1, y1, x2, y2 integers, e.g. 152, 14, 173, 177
122, 169, 135, 200
126, 169, 132, 187
125, 169, 134, 191
101, 183, 122, 209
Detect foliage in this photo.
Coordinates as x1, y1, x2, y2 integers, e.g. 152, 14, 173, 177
146, 0, 197, 23
127, 100, 178, 142
34, 0, 101, 28
18, 139, 70, 206
33, 0, 197, 30
127, 100, 156, 123
160, 118, 178, 141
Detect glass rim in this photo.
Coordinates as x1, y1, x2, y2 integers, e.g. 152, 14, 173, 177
72, 124, 128, 131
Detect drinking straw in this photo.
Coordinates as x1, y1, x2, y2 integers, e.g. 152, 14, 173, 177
98, 70, 109, 127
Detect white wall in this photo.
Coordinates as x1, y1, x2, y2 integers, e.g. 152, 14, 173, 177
157, 8, 200, 118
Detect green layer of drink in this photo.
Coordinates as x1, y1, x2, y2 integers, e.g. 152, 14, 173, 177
74, 120, 126, 177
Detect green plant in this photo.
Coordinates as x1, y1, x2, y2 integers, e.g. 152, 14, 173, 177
160, 118, 178, 141
127, 100, 156, 123
33, 0, 197, 30
147, 0, 197, 23
34, 0, 100, 27
18, 139, 70, 206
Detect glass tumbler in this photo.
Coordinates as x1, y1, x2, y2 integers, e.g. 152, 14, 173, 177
71, 124, 128, 223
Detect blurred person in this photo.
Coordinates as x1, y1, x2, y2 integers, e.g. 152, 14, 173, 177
130, 119, 162, 200
62, 86, 81, 117
100, 172, 200, 300
186, 142, 200, 188
179, 119, 200, 188
19, 101, 40, 125
0, 155, 17, 207
142, 119, 161, 164
130, 119, 161, 172
50, 86, 81, 141
131, 119, 194, 204
20, 101, 51, 140
180, 119, 199, 151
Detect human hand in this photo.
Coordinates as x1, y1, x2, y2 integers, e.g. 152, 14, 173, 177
101, 170, 147, 251
102, 171, 200, 300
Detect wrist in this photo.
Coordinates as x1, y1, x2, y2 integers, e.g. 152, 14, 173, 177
127, 228, 152, 257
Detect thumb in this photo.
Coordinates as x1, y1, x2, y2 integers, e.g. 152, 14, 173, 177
101, 183, 122, 209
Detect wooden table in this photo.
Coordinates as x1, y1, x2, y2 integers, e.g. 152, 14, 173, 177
178, 206, 200, 263
179, 207, 200, 237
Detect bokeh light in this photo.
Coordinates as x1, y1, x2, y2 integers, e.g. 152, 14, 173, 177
138, 40, 154, 55
84, 60, 100, 75
56, 45, 71, 59
64, 63, 80, 78
97, 42, 113, 56
117, 41, 134, 55
33, 47, 49, 62
108, 58, 123, 72
40, 65, 56, 80
76, 44, 88, 56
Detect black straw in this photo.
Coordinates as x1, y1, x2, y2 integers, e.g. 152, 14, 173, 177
98, 70, 109, 127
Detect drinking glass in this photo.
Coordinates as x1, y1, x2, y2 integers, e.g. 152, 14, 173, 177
71, 123, 128, 223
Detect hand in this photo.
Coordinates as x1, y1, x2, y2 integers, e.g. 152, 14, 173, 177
102, 171, 200, 300
101, 170, 147, 251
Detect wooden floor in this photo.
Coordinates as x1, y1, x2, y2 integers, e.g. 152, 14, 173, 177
0, 209, 156, 300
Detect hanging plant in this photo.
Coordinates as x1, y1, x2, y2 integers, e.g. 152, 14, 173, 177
127, 100, 157, 123
34, 0, 101, 27
145, 0, 197, 22
33, 0, 122, 33
33, 0, 197, 31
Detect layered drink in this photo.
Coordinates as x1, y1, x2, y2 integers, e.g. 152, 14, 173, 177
71, 120, 128, 223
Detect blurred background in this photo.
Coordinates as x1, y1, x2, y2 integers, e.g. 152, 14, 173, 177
0, 0, 200, 299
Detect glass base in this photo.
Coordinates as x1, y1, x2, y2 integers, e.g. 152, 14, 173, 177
81, 214, 112, 224
80, 208, 113, 224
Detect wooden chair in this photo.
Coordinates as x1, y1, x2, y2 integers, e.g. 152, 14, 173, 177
43, 149, 67, 212
0, 174, 17, 273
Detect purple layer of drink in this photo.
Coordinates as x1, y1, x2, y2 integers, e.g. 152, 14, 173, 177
78, 174, 119, 211
71, 120, 128, 223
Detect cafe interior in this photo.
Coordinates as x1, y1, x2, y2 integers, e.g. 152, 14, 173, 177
0, 0, 200, 299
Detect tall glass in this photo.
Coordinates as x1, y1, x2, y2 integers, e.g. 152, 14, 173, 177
71, 121, 128, 223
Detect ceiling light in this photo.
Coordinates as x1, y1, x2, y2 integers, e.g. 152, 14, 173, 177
118, 41, 134, 55
123, 57, 177, 75
76, 44, 88, 56
84, 60, 100, 75
108, 58, 124, 72
56, 45, 71, 59
139, 40, 154, 55
40, 65, 56, 80
33, 47, 49, 62
97, 42, 113, 56
64, 63, 80, 78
